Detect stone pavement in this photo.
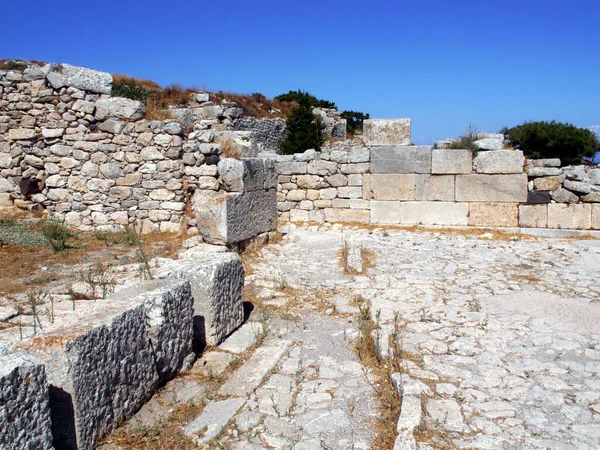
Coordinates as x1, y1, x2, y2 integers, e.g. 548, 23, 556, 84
107, 224, 600, 449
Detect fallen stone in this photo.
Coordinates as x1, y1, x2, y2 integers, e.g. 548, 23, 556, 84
474, 138, 503, 151
551, 188, 579, 203
563, 179, 591, 194
46, 63, 112, 94
345, 245, 363, 273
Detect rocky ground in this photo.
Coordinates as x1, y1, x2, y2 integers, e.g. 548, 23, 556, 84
101, 223, 600, 449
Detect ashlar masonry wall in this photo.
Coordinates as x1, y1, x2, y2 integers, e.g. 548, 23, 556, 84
266, 119, 600, 231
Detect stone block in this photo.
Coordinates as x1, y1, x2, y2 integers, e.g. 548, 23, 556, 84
8, 128, 36, 140
363, 174, 415, 201
192, 189, 277, 245
363, 119, 411, 146
414, 175, 455, 201
95, 97, 146, 121
370, 201, 401, 224
530, 158, 561, 168
547, 204, 592, 229
16, 279, 194, 450
431, 149, 472, 174
519, 205, 547, 228
592, 205, 600, 230
0, 353, 53, 450
527, 167, 562, 177
533, 176, 563, 191
158, 253, 244, 348
455, 174, 528, 203
370, 145, 431, 174
527, 191, 552, 204
473, 150, 524, 174
400, 202, 469, 226
337, 186, 363, 199
278, 161, 307, 175
46, 63, 112, 94
468, 203, 518, 227
323, 208, 370, 224
474, 138, 503, 150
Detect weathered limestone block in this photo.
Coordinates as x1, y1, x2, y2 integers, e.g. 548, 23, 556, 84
192, 189, 277, 245
473, 138, 503, 151
278, 161, 307, 175
218, 158, 244, 192
370, 145, 431, 174
158, 252, 244, 348
414, 175, 455, 201
0, 353, 53, 450
468, 203, 518, 227
431, 149, 472, 174
363, 119, 411, 146
455, 174, 528, 203
530, 158, 561, 167
95, 97, 147, 121
519, 205, 548, 228
527, 167, 561, 177
551, 188, 579, 203
400, 202, 469, 226
473, 150, 524, 174
592, 205, 600, 230
370, 200, 401, 224
46, 63, 112, 94
8, 128, 36, 140
533, 176, 563, 191
16, 280, 193, 450
323, 208, 370, 223
363, 174, 415, 201
547, 204, 592, 229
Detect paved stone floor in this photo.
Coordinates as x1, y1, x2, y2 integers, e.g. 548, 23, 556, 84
111, 224, 600, 449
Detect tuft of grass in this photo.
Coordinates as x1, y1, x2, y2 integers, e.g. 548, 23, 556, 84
218, 137, 242, 159
41, 216, 73, 253
447, 123, 479, 151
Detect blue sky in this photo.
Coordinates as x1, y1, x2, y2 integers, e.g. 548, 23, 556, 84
2, 0, 599, 144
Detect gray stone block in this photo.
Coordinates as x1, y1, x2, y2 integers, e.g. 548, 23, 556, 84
547, 204, 592, 229
46, 63, 112, 94
455, 174, 528, 202
527, 191, 551, 204
519, 205, 548, 228
278, 161, 307, 175
473, 150, 524, 174
193, 189, 277, 245
95, 98, 147, 121
158, 253, 244, 348
431, 149, 472, 174
370, 145, 431, 174
530, 158, 561, 168
414, 175, 455, 201
474, 138, 503, 150
363, 119, 411, 145
16, 279, 193, 450
0, 353, 53, 450
370, 200, 401, 224
363, 174, 415, 201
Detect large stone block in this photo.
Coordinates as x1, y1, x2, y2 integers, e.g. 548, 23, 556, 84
592, 205, 600, 230
519, 205, 547, 228
16, 280, 193, 450
95, 97, 147, 121
193, 189, 277, 245
363, 174, 415, 201
547, 204, 592, 229
278, 161, 307, 175
218, 158, 277, 193
363, 119, 411, 146
400, 202, 469, 226
431, 149, 472, 174
323, 208, 370, 224
473, 150, 524, 174
158, 252, 244, 348
468, 203, 518, 227
370, 201, 401, 224
455, 174, 528, 203
370, 145, 431, 174
46, 63, 113, 94
0, 353, 53, 450
414, 175, 455, 201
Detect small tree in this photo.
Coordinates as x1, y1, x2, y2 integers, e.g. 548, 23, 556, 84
340, 110, 370, 134
504, 121, 600, 164
278, 97, 326, 155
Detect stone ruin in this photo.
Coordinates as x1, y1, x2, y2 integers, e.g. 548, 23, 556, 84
2, 60, 600, 450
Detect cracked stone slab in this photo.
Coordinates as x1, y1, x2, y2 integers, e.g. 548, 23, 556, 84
184, 397, 246, 444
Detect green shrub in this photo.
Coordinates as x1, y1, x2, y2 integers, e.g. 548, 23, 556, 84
447, 124, 479, 150
504, 120, 600, 164
340, 110, 370, 134
111, 80, 152, 102
278, 97, 326, 155
275, 90, 336, 109
41, 216, 72, 253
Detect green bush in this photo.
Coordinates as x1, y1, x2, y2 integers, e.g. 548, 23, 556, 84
340, 110, 370, 134
278, 97, 326, 155
275, 90, 336, 109
111, 81, 152, 102
504, 121, 600, 164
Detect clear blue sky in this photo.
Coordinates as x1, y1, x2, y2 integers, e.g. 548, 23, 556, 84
2, 0, 599, 144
